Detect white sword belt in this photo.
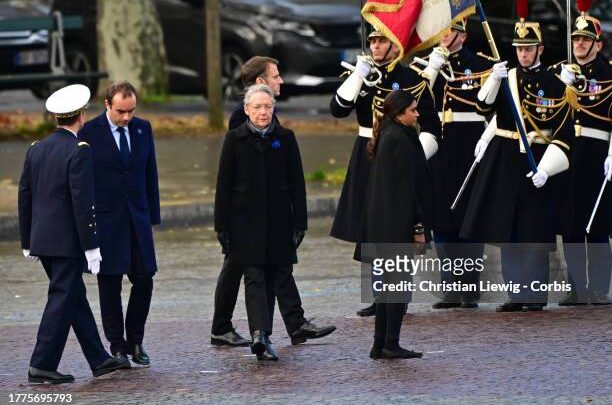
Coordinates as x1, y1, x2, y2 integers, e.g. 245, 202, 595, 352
574, 125, 610, 142
438, 111, 486, 123
358, 126, 373, 138
495, 128, 552, 144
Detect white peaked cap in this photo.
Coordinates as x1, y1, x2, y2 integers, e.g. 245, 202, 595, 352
45, 84, 91, 117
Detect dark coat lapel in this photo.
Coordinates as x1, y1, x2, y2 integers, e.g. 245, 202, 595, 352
97, 113, 126, 168
126, 119, 138, 169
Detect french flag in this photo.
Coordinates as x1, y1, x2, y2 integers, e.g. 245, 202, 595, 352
362, 0, 476, 64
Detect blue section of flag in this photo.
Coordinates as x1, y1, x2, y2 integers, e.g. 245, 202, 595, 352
449, 0, 475, 19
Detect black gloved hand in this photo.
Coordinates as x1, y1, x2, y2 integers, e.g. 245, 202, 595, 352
217, 231, 230, 255
293, 229, 305, 249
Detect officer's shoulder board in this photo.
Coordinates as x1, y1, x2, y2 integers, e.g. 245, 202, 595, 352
77, 141, 90, 147
547, 60, 567, 72
30, 140, 39, 147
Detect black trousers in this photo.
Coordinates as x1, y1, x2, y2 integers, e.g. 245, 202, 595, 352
500, 246, 549, 304
97, 228, 153, 354
30, 256, 109, 371
242, 265, 306, 336
562, 234, 611, 302
373, 302, 407, 349
434, 231, 483, 303
212, 257, 306, 336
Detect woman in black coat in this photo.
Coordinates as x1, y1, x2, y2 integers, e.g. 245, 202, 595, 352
361, 90, 433, 359
214, 84, 307, 361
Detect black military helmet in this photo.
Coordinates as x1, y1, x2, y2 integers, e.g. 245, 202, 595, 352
450, 18, 467, 33
572, 0, 602, 41
512, 0, 542, 46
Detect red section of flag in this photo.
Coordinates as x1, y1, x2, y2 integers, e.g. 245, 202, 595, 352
362, 0, 422, 60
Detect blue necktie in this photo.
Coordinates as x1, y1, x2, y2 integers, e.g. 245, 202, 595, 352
117, 126, 130, 166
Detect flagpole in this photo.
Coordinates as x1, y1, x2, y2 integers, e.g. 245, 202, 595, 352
566, 0, 573, 64
474, 0, 538, 173
360, 0, 367, 54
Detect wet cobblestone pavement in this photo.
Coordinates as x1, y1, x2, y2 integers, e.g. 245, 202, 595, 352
0, 218, 610, 404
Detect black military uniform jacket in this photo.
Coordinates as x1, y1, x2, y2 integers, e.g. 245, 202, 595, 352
461, 65, 574, 243
551, 55, 611, 236
330, 61, 440, 136
432, 48, 493, 117
214, 122, 307, 266
429, 48, 493, 232
18, 128, 98, 258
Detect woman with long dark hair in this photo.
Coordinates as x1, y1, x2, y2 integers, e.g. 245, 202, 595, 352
361, 90, 433, 359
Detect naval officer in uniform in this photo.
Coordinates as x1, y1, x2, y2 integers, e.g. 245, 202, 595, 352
18, 84, 130, 383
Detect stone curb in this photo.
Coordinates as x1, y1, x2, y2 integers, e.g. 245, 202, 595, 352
0, 195, 339, 241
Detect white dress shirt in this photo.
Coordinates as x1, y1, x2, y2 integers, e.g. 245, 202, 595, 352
105, 112, 131, 152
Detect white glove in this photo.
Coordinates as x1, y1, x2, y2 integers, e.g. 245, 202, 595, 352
604, 156, 612, 181
527, 169, 549, 188
427, 48, 447, 70
22, 249, 39, 262
474, 139, 489, 163
491, 61, 508, 80
560, 64, 576, 85
85, 248, 102, 275
355, 56, 372, 79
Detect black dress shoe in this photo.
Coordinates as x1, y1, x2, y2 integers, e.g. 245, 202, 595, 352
290, 320, 336, 345
130, 344, 150, 367
112, 350, 129, 362
250, 331, 278, 361
93, 356, 131, 377
523, 303, 545, 312
496, 301, 523, 312
432, 301, 461, 309
369, 347, 382, 359
381, 346, 423, 359
357, 303, 376, 317
460, 301, 478, 309
28, 367, 74, 384
211, 330, 250, 347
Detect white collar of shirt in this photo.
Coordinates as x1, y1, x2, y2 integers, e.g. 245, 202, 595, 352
529, 61, 541, 70
105, 111, 131, 151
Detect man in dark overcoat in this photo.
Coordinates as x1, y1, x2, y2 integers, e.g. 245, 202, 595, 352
78, 81, 160, 366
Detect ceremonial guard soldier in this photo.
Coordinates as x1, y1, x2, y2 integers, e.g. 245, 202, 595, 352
330, 28, 441, 317
551, 0, 611, 305
419, 19, 493, 309
460, 3, 575, 312
18, 84, 130, 383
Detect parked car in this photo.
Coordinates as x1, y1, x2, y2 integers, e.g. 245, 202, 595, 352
154, 0, 362, 100
465, 0, 611, 66
50, 0, 362, 101
0, 0, 51, 97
